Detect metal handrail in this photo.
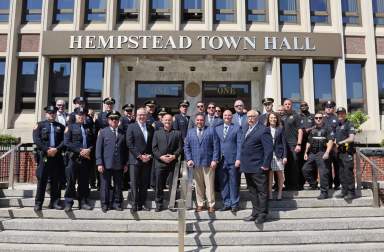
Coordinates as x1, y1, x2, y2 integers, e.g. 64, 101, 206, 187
0, 143, 22, 190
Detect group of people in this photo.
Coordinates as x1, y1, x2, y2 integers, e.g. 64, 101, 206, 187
32, 95, 356, 224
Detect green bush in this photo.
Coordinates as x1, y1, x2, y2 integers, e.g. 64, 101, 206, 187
381, 139, 384, 147
346, 110, 369, 133
0, 134, 19, 145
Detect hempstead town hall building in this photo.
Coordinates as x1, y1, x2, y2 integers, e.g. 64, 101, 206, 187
0, 0, 383, 143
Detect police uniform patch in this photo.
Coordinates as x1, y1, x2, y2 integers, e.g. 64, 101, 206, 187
333, 120, 337, 123
290, 115, 294, 119
341, 125, 344, 130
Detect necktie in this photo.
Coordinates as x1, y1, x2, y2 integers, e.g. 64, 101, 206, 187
141, 124, 148, 143
81, 126, 87, 148
223, 125, 229, 139
49, 123, 55, 147
245, 126, 253, 138
198, 128, 203, 142
238, 114, 242, 126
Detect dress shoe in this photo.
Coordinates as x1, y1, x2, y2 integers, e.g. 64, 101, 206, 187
53, 203, 64, 210
336, 192, 347, 198
131, 205, 138, 212
317, 193, 328, 200
114, 206, 123, 211
34, 205, 42, 212
101, 206, 108, 213
155, 205, 163, 212
255, 215, 267, 224
208, 207, 215, 213
333, 185, 340, 190
195, 206, 204, 212
80, 203, 92, 210
243, 215, 257, 222
309, 184, 318, 190
64, 205, 72, 212
141, 205, 150, 211
220, 206, 231, 212
344, 193, 355, 200
231, 207, 239, 213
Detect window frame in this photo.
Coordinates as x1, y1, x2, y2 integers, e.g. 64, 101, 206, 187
278, 0, 300, 25
280, 60, 304, 106
377, 61, 384, 115
21, 0, 42, 24
48, 58, 71, 106
341, 0, 361, 26
85, 0, 107, 24
0, 0, 10, 23
81, 58, 104, 111
309, 0, 331, 25
0, 58, 5, 110
246, 0, 268, 24
181, 0, 204, 23
117, 0, 140, 23
345, 61, 367, 113
16, 58, 39, 112
373, 0, 384, 26
313, 61, 335, 112
149, 0, 172, 23
53, 0, 74, 24
213, 0, 237, 24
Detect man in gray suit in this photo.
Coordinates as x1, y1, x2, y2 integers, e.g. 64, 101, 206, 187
205, 102, 223, 127
232, 99, 248, 133
96, 111, 128, 213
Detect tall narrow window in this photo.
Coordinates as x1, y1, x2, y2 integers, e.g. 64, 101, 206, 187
16, 59, 38, 112
342, 0, 360, 25
278, 0, 299, 24
377, 63, 384, 115
53, 0, 74, 23
182, 0, 203, 22
118, 0, 139, 22
85, 0, 106, 23
0, 0, 10, 22
150, 0, 171, 22
214, 0, 236, 23
373, 0, 384, 25
310, 0, 329, 24
313, 62, 334, 112
22, 0, 42, 23
247, 0, 267, 23
281, 61, 303, 109
0, 59, 5, 109
346, 62, 365, 112
82, 59, 104, 111
48, 59, 71, 106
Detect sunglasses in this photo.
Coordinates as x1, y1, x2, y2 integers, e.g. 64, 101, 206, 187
208, 106, 215, 109
314, 117, 323, 120
234, 105, 243, 107
215, 110, 221, 113
197, 105, 204, 108
300, 104, 308, 107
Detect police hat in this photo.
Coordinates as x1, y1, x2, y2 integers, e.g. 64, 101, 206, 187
336, 107, 347, 114
158, 107, 168, 115
144, 100, 156, 106
122, 103, 135, 111
44, 105, 58, 113
73, 96, 86, 104
74, 107, 87, 115
103, 97, 115, 105
107, 110, 121, 119
324, 100, 336, 108
262, 98, 274, 105
179, 99, 190, 107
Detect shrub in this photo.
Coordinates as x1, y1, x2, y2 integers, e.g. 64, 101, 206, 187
346, 110, 369, 133
0, 135, 19, 145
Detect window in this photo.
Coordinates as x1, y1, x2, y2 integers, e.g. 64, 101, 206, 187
373, 0, 384, 25
377, 63, 384, 114
48, 59, 71, 106
0, 0, 10, 22
82, 59, 104, 111
85, 0, 106, 23
313, 62, 334, 112
22, 0, 42, 23
136, 82, 184, 114
150, 0, 171, 22
346, 62, 365, 112
0, 59, 5, 109
281, 61, 303, 110
16, 59, 38, 112
118, 0, 139, 22
342, 0, 360, 25
278, 0, 299, 24
214, 0, 236, 23
310, 0, 329, 24
53, 0, 74, 23
246, 0, 267, 23
182, 0, 203, 22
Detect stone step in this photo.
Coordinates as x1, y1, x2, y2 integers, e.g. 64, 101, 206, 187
2, 217, 384, 233
0, 229, 384, 246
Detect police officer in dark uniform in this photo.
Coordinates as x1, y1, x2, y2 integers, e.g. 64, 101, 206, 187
145, 100, 158, 125
68, 97, 94, 129
119, 103, 135, 134
334, 107, 356, 200
324, 100, 341, 190
33, 106, 65, 211
153, 107, 167, 130
95, 97, 115, 133
259, 98, 274, 125
173, 99, 193, 140
302, 112, 334, 199
64, 108, 94, 212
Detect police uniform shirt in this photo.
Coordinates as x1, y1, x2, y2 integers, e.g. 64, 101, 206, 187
34, 120, 65, 151
300, 112, 315, 130
324, 114, 338, 134
173, 113, 190, 139
96, 111, 110, 131
335, 120, 355, 143
119, 116, 135, 134
65, 123, 93, 151
308, 126, 332, 153
281, 111, 302, 146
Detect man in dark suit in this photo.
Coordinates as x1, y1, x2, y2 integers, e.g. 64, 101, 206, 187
119, 103, 135, 135
96, 111, 128, 213
232, 99, 248, 133
152, 114, 183, 212
215, 110, 242, 213
126, 107, 154, 212
173, 100, 193, 140
184, 113, 220, 213
241, 110, 273, 224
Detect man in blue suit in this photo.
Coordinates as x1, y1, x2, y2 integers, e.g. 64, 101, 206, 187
205, 102, 223, 127
241, 110, 273, 224
232, 99, 248, 133
184, 113, 220, 213
215, 110, 243, 213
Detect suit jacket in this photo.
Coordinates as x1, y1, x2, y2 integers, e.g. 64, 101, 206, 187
152, 128, 183, 168
184, 126, 220, 168
172, 113, 193, 139
215, 123, 242, 166
232, 113, 248, 133
96, 127, 127, 170
126, 122, 154, 165
205, 115, 223, 127
270, 126, 288, 159
240, 123, 273, 173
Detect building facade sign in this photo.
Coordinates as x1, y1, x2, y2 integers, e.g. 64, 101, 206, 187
42, 31, 342, 58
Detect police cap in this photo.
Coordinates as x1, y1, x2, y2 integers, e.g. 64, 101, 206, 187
103, 97, 116, 105
336, 107, 347, 114
107, 110, 121, 119
158, 107, 168, 115
262, 98, 274, 105
144, 100, 156, 106
44, 105, 58, 113
122, 103, 135, 111
324, 100, 336, 108
73, 96, 86, 104
179, 99, 190, 107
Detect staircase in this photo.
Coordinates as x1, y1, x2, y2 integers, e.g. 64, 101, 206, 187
0, 186, 383, 251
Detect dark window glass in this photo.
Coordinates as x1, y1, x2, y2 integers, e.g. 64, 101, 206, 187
22, 0, 42, 23
150, 0, 171, 22
85, 0, 106, 23
136, 82, 183, 114
118, 0, 139, 22
313, 62, 334, 112
281, 61, 303, 110
342, 0, 360, 25
279, 0, 298, 23
48, 59, 71, 106
346, 62, 365, 112
0, 59, 5, 109
377, 63, 384, 114
82, 59, 104, 111
16, 59, 38, 112
373, 0, 384, 25
182, 0, 203, 22
0, 0, 10, 22
214, 0, 236, 23
310, 0, 328, 24
53, 0, 74, 23
247, 0, 266, 23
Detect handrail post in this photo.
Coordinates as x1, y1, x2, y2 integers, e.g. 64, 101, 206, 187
8, 149, 15, 190
355, 148, 362, 197
371, 160, 380, 207
177, 162, 188, 252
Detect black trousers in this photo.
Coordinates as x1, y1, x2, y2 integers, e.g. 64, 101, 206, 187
302, 152, 330, 193
329, 151, 340, 188
64, 158, 91, 206
155, 165, 175, 207
100, 169, 123, 208
338, 152, 355, 194
285, 146, 304, 190
35, 156, 61, 207
245, 171, 268, 217
130, 162, 151, 207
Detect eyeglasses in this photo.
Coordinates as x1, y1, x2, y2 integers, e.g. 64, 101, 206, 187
314, 117, 323, 120
56, 104, 64, 107
234, 105, 243, 107
215, 110, 221, 113
208, 106, 215, 109
197, 105, 204, 108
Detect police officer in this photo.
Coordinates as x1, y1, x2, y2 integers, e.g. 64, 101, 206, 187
64, 108, 94, 212
119, 103, 135, 134
68, 97, 94, 129
324, 100, 340, 190
334, 107, 356, 200
145, 100, 158, 125
96, 111, 128, 213
153, 107, 167, 130
33, 106, 65, 211
173, 100, 192, 140
259, 98, 274, 125
95, 97, 115, 133
302, 112, 334, 199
